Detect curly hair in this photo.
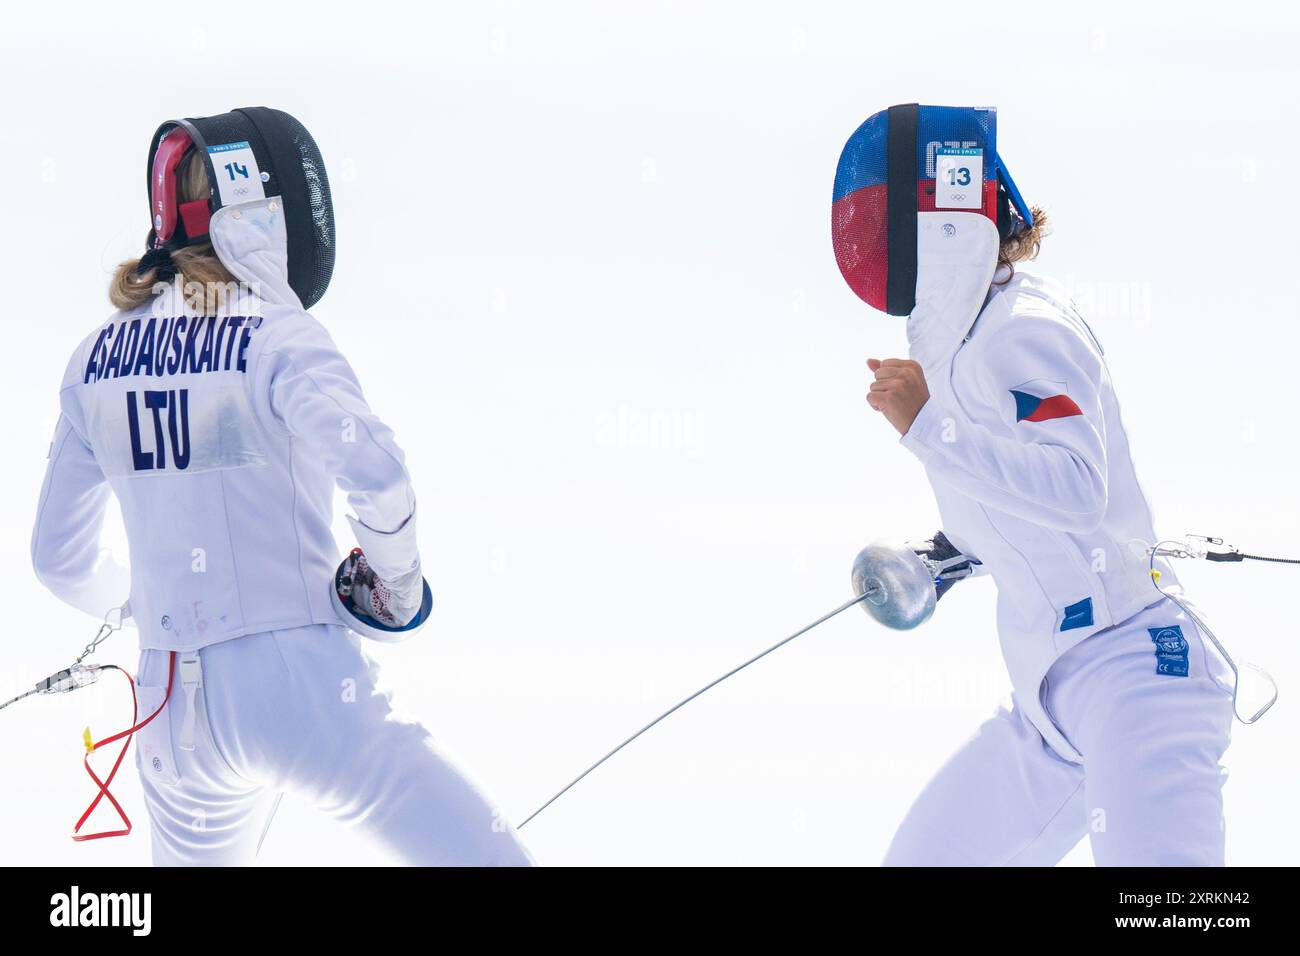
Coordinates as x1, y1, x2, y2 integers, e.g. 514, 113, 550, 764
996, 205, 1049, 280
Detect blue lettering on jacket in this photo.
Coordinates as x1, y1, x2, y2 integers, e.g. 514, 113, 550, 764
127, 389, 192, 472
84, 315, 262, 384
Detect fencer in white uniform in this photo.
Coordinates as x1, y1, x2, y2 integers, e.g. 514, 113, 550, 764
835, 104, 1235, 866
31, 108, 533, 866
879, 268, 1234, 866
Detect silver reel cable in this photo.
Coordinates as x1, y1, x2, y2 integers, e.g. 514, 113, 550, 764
0, 608, 125, 713
0, 687, 39, 713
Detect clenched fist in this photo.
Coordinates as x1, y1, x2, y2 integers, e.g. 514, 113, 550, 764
867, 358, 929, 435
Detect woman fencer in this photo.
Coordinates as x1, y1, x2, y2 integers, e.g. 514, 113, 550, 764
31, 108, 533, 865
834, 103, 1237, 866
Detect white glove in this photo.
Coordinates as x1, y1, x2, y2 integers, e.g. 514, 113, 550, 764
346, 512, 424, 627
338, 551, 424, 627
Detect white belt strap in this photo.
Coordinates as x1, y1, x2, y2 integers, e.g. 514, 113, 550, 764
177, 652, 203, 752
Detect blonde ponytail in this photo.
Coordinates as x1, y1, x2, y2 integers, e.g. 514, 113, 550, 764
110, 150, 235, 313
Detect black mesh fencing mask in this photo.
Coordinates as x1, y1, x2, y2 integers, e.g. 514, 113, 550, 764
145, 107, 335, 309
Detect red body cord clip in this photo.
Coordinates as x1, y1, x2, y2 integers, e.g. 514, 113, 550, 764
72, 651, 176, 841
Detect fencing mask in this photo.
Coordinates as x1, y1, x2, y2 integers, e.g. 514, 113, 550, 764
832, 104, 1033, 372
144, 107, 335, 309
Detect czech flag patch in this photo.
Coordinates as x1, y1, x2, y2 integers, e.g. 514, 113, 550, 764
1009, 379, 1083, 423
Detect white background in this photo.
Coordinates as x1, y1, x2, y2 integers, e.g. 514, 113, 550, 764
1, 1, 1296, 866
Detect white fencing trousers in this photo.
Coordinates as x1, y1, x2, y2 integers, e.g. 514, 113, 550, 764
884, 598, 1235, 866
133, 624, 534, 866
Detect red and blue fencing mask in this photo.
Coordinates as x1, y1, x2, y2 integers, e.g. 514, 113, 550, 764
832, 104, 1033, 370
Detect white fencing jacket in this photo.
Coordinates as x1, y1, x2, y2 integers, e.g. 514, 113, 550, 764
32, 204, 418, 651
900, 268, 1176, 761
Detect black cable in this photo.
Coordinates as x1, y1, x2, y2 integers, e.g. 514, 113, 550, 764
1237, 552, 1300, 565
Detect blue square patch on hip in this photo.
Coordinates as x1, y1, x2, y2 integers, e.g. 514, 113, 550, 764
1148, 625, 1190, 677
